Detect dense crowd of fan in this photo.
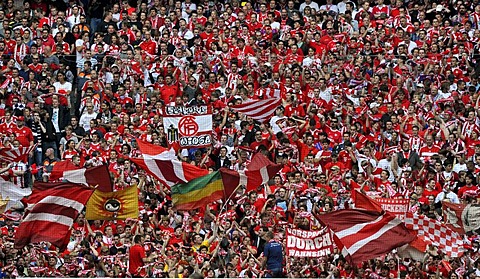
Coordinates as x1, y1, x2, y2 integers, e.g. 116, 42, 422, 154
2, 0, 480, 277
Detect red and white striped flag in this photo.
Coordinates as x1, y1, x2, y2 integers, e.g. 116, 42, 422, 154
49, 163, 113, 192
14, 182, 94, 250
404, 213, 464, 258
220, 153, 282, 192
317, 209, 415, 264
230, 98, 282, 123
130, 140, 208, 187
0, 144, 37, 163
135, 139, 176, 159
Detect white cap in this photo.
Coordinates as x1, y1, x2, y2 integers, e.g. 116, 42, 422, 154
436, 4, 444, 12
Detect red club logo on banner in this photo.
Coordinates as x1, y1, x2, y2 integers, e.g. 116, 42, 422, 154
178, 116, 199, 136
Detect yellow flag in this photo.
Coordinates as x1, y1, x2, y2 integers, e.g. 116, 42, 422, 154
85, 186, 138, 220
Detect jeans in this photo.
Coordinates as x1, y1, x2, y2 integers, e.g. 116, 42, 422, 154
265, 268, 283, 278
33, 148, 43, 180
90, 18, 102, 36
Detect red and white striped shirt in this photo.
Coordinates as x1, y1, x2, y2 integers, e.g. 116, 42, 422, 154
226, 72, 242, 90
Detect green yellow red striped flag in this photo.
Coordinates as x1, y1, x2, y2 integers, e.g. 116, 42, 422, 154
171, 171, 227, 210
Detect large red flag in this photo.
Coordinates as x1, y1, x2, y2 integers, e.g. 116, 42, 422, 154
136, 140, 172, 158
131, 140, 208, 187
220, 153, 282, 192
317, 209, 415, 264
353, 190, 427, 254
50, 164, 113, 192
352, 189, 383, 213
49, 160, 80, 180
14, 182, 94, 250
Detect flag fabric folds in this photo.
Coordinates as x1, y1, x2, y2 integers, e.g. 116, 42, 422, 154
131, 157, 209, 187
230, 98, 282, 123
85, 186, 138, 220
49, 160, 80, 180
131, 140, 209, 187
220, 153, 282, 192
352, 189, 383, 212
0, 179, 32, 213
317, 209, 415, 264
14, 183, 94, 250
404, 212, 464, 258
353, 190, 428, 255
0, 144, 37, 163
172, 171, 235, 211
442, 201, 480, 234
50, 164, 113, 192
135, 140, 173, 159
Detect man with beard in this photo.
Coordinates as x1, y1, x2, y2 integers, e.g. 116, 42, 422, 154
397, 140, 422, 171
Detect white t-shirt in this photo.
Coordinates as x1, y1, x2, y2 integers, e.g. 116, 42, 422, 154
270, 115, 287, 134
53, 81, 72, 95
75, 38, 85, 62
79, 112, 98, 132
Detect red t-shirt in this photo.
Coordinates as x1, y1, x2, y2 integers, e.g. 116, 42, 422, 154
128, 244, 146, 276
11, 126, 34, 146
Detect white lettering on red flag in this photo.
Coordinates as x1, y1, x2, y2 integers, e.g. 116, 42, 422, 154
376, 198, 409, 221
285, 228, 333, 258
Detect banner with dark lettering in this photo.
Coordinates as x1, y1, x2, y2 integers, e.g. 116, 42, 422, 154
286, 227, 333, 258
376, 198, 409, 221
163, 106, 212, 148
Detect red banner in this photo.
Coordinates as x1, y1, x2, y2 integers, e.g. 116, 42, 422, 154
286, 228, 333, 258
376, 198, 409, 221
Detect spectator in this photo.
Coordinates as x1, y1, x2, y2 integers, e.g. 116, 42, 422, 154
262, 231, 283, 278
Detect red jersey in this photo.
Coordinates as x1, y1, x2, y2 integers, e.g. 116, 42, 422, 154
128, 244, 146, 276
11, 126, 33, 146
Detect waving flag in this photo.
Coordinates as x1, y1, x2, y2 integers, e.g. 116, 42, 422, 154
50, 163, 113, 192
231, 98, 282, 123
220, 153, 282, 192
317, 209, 415, 264
14, 182, 94, 250
353, 190, 428, 256
172, 171, 237, 210
135, 140, 173, 159
0, 179, 31, 213
404, 213, 464, 258
130, 140, 209, 187
0, 144, 36, 163
49, 160, 80, 179
85, 186, 138, 220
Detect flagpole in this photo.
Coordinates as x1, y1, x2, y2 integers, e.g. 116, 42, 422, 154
397, 254, 400, 279
218, 183, 242, 216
